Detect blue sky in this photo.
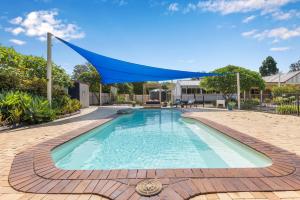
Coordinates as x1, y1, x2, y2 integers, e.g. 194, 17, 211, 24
0, 0, 300, 75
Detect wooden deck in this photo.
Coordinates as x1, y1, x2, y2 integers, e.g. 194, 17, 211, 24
8, 111, 300, 200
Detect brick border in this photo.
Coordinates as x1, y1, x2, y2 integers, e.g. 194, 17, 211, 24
8, 112, 300, 200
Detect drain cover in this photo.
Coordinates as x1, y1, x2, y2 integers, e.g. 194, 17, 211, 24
136, 179, 163, 196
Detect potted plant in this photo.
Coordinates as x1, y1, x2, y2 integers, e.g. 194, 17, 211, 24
132, 101, 136, 107
227, 101, 236, 111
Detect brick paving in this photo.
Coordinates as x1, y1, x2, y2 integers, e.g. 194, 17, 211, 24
1, 107, 300, 199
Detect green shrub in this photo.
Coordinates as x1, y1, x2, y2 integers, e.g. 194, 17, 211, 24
0, 91, 80, 126
116, 95, 126, 104
241, 98, 260, 109
22, 96, 56, 124
52, 95, 81, 115
272, 85, 298, 97
0, 91, 56, 125
273, 96, 296, 105
276, 105, 298, 115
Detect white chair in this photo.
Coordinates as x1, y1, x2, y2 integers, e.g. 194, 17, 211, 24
216, 100, 225, 108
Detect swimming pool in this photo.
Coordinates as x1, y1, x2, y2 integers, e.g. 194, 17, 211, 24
52, 109, 272, 170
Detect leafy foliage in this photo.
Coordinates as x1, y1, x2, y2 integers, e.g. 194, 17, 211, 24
0, 91, 55, 125
271, 85, 299, 97
0, 91, 81, 126
259, 56, 278, 76
116, 83, 133, 94
241, 98, 260, 109
289, 60, 300, 72
52, 95, 81, 115
0, 45, 72, 95
276, 105, 298, 115
132, 82, 144, 94
200, 65, 265, 101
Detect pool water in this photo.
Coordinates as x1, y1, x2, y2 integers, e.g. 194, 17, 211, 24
52, 109, 272, 170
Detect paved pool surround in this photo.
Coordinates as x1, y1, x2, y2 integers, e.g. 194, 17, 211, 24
8, 112, 300, 200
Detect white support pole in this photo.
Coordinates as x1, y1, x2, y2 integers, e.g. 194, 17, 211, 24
47, 32, 52, 105
260, 90, 263, 106
171, 80, 174, 104
237, 72, 241, 110
99, 83, 102, 106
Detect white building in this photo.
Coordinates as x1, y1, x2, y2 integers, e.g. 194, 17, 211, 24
173, 80, 225, 103
263, 71, 300, 86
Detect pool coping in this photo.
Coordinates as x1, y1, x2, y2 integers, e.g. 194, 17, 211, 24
8, 112, 300, 200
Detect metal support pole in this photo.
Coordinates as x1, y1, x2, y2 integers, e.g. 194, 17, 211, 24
237, 72, 241, 110
297, 94, 300, 116
142, 84, 145, 105
99, 84, 102, 106
47, 32, 52, 105
260, 90, 263, 106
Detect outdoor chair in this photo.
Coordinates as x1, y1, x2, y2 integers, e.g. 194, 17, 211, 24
187, 99, 195, 108
174, 99, 182, 108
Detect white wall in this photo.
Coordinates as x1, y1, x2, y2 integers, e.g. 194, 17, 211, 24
79, 83, 89, 108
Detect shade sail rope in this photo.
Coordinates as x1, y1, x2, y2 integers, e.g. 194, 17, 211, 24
56, 37, 220, 84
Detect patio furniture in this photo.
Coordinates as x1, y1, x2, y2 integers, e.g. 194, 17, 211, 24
187, 99, 195, 108
174, 99, 182, 108
216, 100, 226, 108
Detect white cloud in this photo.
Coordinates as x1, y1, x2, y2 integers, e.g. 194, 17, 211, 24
9, 39, 26, 45
5, 27, 25, 35
253, 27, 300, 40
183, 3, 197, 14
270, 46, 290, 51
6, 10, 85, 41
271, 10, 300, 20
198, 0, 294, 15
242, 29, 257, 37
242, 15, 256, 23
168, 2, 179, 12
9, 16, 22, 24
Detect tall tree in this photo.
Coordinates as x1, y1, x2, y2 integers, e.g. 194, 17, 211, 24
259, 56, 278, 76
289, 60, 300, 72
0, 45, 72, 95
200, 65, 265, 101
72, 63, 101, 93
116, 83, 133, 94
132, 82, 144, 94
72, 64, 90, 80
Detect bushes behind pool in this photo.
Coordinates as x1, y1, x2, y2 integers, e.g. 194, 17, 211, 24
0, 91, 81, 126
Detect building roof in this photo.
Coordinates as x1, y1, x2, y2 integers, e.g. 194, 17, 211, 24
177, 80, 201, 86
263, 71, 300, 83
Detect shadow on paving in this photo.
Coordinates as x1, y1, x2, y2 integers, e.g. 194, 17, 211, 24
2, 107, 118, 134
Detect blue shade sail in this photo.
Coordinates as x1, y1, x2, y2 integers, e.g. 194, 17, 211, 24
56, 37, 219, 84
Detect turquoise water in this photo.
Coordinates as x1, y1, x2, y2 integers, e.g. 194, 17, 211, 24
52, 109, 272, 170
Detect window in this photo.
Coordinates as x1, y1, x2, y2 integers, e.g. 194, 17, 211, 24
181, 88, 187, 94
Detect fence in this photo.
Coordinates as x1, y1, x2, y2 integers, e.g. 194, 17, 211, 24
245, 93, 300, 116
89, 92, 111, 105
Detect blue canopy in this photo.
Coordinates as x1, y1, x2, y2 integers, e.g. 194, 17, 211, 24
56, 37, 219, 84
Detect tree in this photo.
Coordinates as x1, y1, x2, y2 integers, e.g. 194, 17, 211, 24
259, 56, 278, 76
289, 60, 300, 72
72, 64, 90, 80
200, 65, 265, 101
116, 83, 133, 94
132, 82, 144, 94
0, 45, 72, 96
73, 63, 101, 93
